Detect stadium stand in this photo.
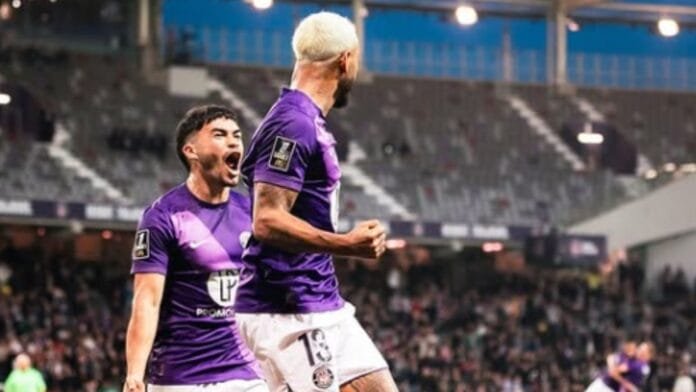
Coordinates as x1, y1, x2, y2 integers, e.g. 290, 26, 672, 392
0, 140, 111, 203
1, 52, 388, 217
513, 84, 588, 135
1, 51, 224, 205
12, 50, 696, 226
578, 88, 696, 166
212, 65, 625, 225
514, 83, 696, 170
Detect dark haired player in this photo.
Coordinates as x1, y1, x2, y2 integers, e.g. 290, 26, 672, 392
124, 106, 267, 392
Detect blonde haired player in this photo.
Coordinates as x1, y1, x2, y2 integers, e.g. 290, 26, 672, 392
236, 11, 398, 392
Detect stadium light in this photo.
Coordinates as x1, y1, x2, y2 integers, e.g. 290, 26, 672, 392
482, 242, 504, 253
386, 238, 407, 250
0, 93, 11, 105
681, 163, 696, 173
567, 18, 580, 32
359, 5, 369, 18
455, 4, 478, 26
577, 132, 604, 145
657, 18, 679, 37
251, 0, 273, 10
10, 0, 20, 9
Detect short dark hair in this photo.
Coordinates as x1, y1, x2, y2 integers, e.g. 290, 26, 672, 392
175, 105, 238, 170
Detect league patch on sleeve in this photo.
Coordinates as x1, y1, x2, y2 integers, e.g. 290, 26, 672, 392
268, 136, 297, 172
132, 229, 150, 260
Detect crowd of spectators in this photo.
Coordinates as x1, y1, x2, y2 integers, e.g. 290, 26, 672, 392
0, 238, 694, 392
0, 239, 127, 392
341, 259, 695, 392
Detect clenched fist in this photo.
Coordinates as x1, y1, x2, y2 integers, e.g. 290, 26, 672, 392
123, 376, 145, 392
345, 220, 387, 259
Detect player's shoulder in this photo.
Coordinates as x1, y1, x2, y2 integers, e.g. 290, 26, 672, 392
262, 99, 318, 138
140, 184, 189, 225
273, 88, 319, 117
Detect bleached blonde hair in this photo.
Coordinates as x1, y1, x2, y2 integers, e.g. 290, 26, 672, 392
292, 11, 358, 62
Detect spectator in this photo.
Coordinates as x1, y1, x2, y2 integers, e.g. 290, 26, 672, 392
4, 353, 46, 392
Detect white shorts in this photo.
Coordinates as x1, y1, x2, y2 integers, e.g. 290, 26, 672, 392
585, 378, 616, 392
236, 303, 389, 392
148, 379, 268, 392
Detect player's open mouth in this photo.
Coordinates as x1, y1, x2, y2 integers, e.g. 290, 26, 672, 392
225, 151, 241, 172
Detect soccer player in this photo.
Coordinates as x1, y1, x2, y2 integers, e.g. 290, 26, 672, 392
618, 342, 653, 392
123, 106, 267, 392
586, 340, 643, 392
236, 11, 398, 392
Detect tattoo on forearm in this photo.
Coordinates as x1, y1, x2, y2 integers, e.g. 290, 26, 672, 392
254, 183, 319, 252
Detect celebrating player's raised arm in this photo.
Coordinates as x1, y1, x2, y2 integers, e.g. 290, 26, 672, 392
125, 273, 165, 392
253, 182, 386, 259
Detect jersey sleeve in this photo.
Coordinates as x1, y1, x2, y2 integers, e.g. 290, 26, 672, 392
130, 206, 174, 275
252, 115, 317, 192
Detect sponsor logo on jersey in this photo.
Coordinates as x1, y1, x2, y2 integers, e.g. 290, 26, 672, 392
206, 270, 240, 307
195, 307, 235, 318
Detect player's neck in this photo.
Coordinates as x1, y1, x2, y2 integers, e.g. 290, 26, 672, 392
185, 175, 229, 205
291, 68, 336, 117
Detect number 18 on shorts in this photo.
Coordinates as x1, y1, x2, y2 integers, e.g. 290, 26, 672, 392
299, 330, 336, 389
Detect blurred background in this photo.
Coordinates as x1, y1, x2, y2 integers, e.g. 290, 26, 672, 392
0, 0, 695, 391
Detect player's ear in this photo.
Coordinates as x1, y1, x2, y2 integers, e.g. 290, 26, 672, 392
337, 51, 350, 75
182, 142, 197, 164
339, 48, 359, 77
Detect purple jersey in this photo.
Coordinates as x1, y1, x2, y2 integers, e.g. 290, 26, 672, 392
601, 353, 649, 391
623, 358, 650, 389
602, 352, 631, 391
131, 184, 260, 385
236, 88, 344, 313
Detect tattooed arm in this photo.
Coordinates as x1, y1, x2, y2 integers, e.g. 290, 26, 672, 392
252, 182, 386, 259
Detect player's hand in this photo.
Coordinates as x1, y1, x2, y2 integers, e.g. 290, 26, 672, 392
345, 220, 387, 259
619, 381, 639, 392
123, 376, 145, 392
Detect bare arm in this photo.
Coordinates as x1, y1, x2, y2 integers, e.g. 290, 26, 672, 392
125, 273, 165, 384
253, 182, 386, 258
